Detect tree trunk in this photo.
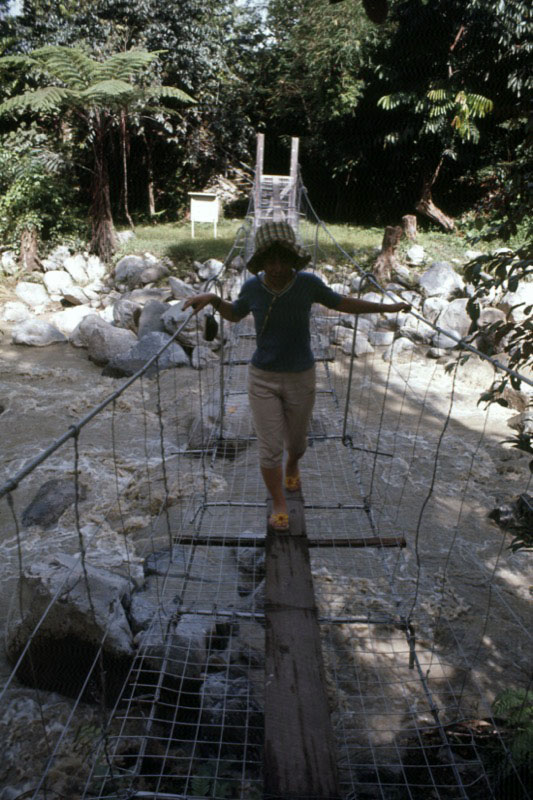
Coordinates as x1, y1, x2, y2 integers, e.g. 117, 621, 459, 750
415, 164, 455, 232
142, 129, 156, 218
90, 120, 117, 262
121, 110, 134, 230
373, 225, 403, 285
402, 214, 417, 240
19, 228, 40, 272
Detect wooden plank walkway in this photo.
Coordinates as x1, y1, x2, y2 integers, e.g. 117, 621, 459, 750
263, 488, 341, 799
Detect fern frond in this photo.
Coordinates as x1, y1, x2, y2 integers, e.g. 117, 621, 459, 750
81, 79, 136, 105
0, 54, 38, 70
97, 50, 158, 82
156, 85, 196, 104
32, 46, 98, 87
0, 86, 75, 115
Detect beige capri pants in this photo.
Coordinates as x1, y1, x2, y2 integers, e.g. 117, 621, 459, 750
247, 364, 316, 469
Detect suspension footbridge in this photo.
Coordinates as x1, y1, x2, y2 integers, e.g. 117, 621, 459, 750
0, 136, 531, 800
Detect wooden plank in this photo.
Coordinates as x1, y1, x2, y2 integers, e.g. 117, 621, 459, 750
264, 490, 341, 799
173, 534, 405, 548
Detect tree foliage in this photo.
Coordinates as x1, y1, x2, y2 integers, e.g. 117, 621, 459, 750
0, 45, 195, 260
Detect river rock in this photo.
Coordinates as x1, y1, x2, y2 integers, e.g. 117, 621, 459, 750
169, 275, 195, 299
188, 393, 252, 452
113, 297, 142, 332
85, 320, 137, 365
432, 328, 461, 349
127, 287, 173, 304
383, 337, 417, 361
86, 254, 107, 282
138, 613, 221, 684
368, 329, 395, 346
499, 281, 533, 323
0, 301, 32, 324
43, 269, 74, 297
398, 315, 434, 344
103, 331, 189, 377
15, 281, 50, 309
191, 345, 215, 370
69, 313, 106, 347
1, 249, 17, 274
61, 285, 90, 305
436, 298, 471, 339
199, 673, 263, 753
137, 299, 169, 339
21, 478, 87, 528
41, 244, 71, 270
162, 302, 201, 347
419, 262, 464, 299
422, 296, 448, 323
139, 262, 170, 284
114, 255, 146, 286
196, 258, 224, 281
405, 244, 425, 265
11, 319, 66, 346
6, 553, 134, 698
342, 334, 374, 356
50, 305, 95, 336
63, 254, 89, 285
126, 587, 181, 635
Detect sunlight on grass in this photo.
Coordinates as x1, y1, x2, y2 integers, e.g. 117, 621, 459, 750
114, 218, 491, 279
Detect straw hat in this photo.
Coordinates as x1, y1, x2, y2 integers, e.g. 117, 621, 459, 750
247, 221, 311, 275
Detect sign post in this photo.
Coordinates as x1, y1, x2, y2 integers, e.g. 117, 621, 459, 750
188, 192, 220, 238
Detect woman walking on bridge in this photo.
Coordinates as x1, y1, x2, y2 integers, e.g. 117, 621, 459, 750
183, 221, 409, 531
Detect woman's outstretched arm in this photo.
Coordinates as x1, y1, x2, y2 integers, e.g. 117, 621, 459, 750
182, 292, 242, 323
337, 297, 410, 315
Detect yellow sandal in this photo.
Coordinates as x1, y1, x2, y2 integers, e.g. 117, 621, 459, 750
284, 475, 301, 492
268, 512, 289, 531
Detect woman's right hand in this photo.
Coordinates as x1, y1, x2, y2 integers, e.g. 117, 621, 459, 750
182, 293, 215, 314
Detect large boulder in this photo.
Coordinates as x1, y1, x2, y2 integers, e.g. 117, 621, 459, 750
50, 305, 95, 336
162, 301, 202, 348
6, 553, 134, 698
114, 255, 169, 290
86, 254, 107, 282
103, 331, 189, 377
11, 319, 66, 346
499, 281, 533, 323
43, 269, 75, 298
22, 478, 87, 529
86, 321, 137, 366
137, 299, 169, 339
15, 281, 51, 309
169, 275, 196, 299
114, 255, 146, 287
113, 297, 142, 332
63, 254, 89, 285
418, 261, 464, 299
422, 296, 449, 324
436, 297, 471, 339
70, 313, 108, 347
0, 301, 32, 324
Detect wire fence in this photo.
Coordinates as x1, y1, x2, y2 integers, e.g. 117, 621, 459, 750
0, 167, 531, 800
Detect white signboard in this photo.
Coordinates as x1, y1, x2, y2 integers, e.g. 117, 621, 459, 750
188, 192, 219, 238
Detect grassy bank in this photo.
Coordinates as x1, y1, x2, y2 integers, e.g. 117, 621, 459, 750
116, 218, 490, 279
